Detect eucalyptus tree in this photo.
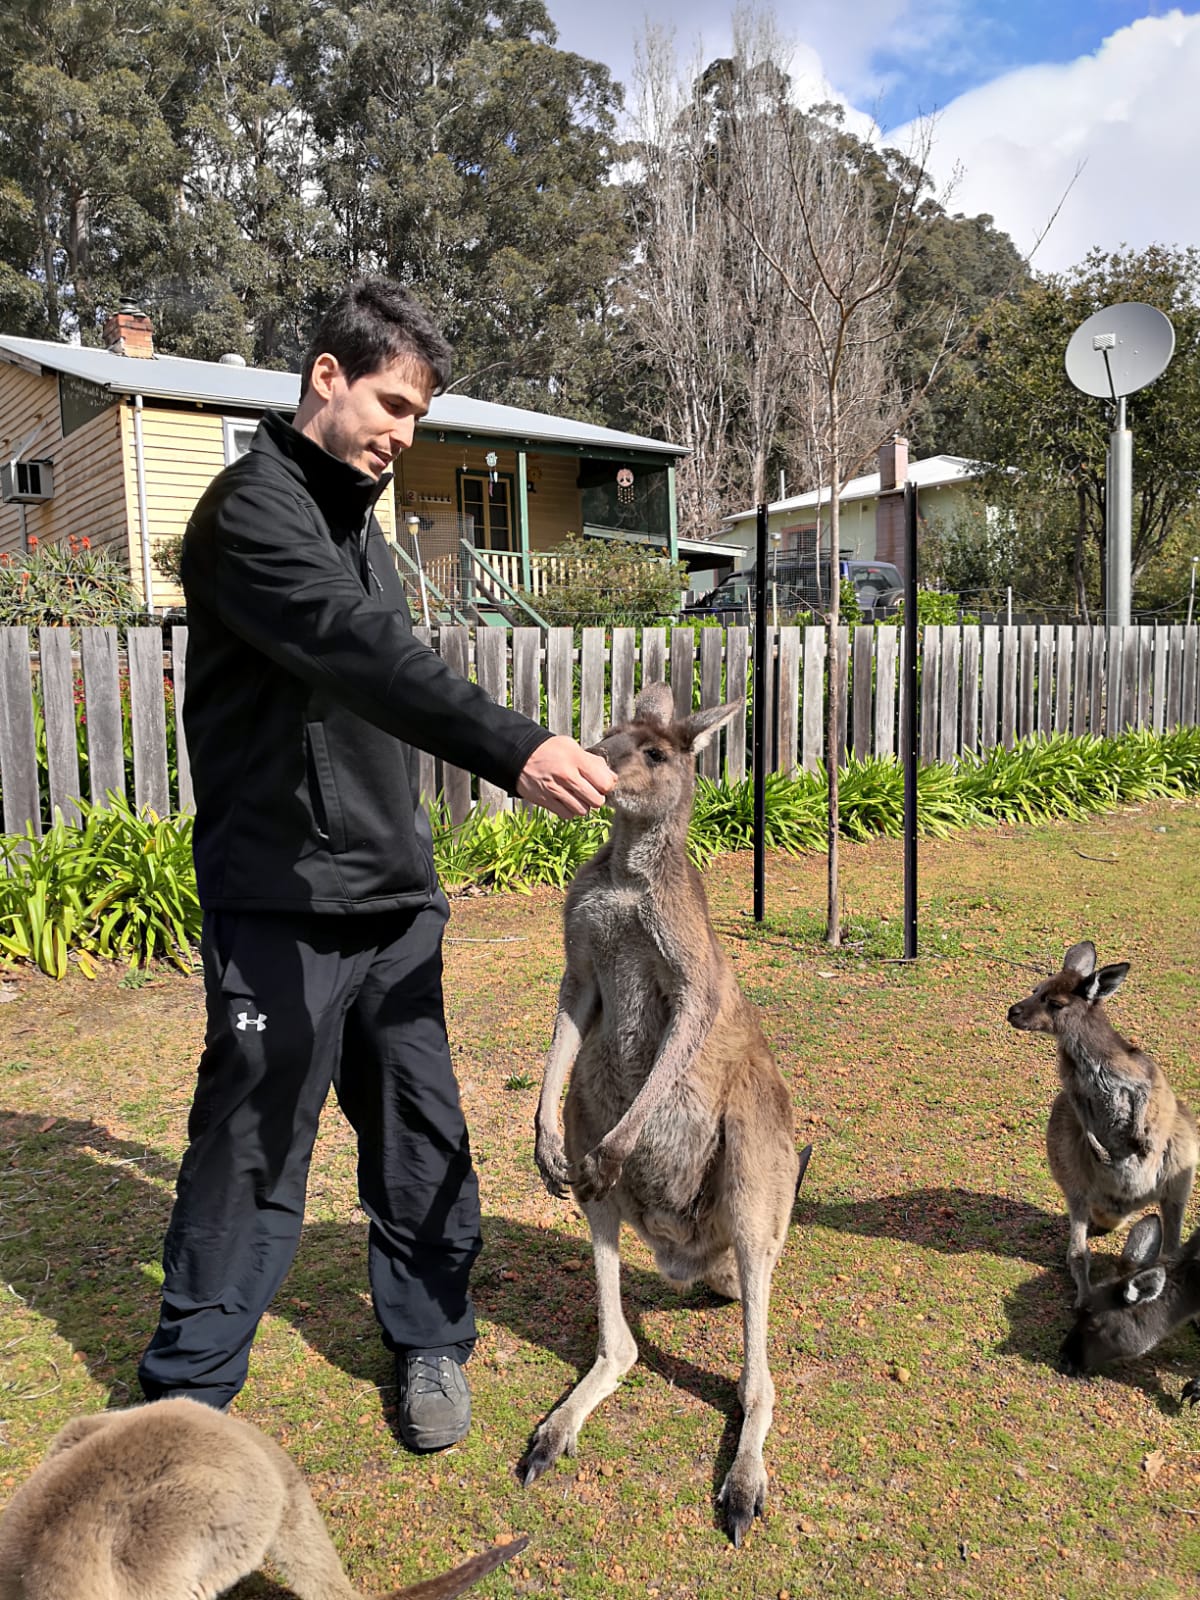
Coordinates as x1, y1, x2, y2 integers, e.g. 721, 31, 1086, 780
300, 0, 629, 416
0, 0, 182, 339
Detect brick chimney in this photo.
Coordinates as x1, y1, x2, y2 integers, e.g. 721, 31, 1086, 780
103, 297, 154, 358
875, 433, 909, 572
878, 433, 909, 491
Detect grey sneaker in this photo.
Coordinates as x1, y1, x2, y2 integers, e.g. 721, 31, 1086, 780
395, 1352, 471, 1451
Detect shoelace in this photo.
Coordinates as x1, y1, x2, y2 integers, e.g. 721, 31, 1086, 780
405, 1354, 457, 1396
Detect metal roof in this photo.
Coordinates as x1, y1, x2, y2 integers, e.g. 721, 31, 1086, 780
0, 334, 687, 459
724, 455, 981, 525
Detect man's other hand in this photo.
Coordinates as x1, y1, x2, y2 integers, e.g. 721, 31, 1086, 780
516, 736, 616, 819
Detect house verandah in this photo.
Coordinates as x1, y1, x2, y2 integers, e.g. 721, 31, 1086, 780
0, 311, 692, 622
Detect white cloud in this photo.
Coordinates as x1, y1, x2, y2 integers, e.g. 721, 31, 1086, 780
892, 10, 1200, 273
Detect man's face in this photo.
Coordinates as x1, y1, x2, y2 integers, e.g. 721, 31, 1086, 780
302, 352, 435, 479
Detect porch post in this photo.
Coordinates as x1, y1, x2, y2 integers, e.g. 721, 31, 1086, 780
666, 462, 679, 564
516, 449, 532, 590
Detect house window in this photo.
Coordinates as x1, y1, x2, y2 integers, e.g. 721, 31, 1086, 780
222, 418, 258, 464
458, 472, 513, 551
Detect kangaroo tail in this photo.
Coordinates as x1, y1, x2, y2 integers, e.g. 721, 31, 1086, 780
796, 1142, 814, 1195
378, 1536, 529, 1600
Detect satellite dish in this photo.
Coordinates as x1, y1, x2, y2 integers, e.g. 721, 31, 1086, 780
1064, 301, 1175, 400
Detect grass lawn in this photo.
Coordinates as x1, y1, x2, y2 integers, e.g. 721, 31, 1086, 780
2, 798, 1200, 1598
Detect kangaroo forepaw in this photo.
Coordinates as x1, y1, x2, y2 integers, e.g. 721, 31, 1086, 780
517, 1417, 575, 1487
534, 1132, 571, 1199
571, 1143, 624, 1203
718, 1460, 767, 1547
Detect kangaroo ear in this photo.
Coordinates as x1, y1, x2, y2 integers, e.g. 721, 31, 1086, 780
1122, 1267, 1167, 1305
1063, 941, 1097, 977
633, 681, 674, 728
1090, 962, 1130, 1002
1122, 1212, 1163, 1267
683, 700, 742, 754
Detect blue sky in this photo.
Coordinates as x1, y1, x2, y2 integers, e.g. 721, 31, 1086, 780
547, 2, 1200, 273
866, 1, 1174, 130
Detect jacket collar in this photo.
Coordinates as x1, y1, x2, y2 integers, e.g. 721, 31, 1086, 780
252, 410, 392, 530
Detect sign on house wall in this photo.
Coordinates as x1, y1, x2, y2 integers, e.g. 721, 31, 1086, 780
59, 374, 114, 438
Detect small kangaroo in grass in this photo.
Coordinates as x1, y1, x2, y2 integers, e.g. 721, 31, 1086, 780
1059, 1210, 1200, 1400
1007, 940, 1198, 1307
523, 682, 805, 1547
0, 1397, 527, 1600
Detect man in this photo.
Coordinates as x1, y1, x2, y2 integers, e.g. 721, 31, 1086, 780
138, 278, 614, 1452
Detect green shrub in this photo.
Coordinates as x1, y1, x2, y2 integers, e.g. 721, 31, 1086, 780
4, 728, 1200, 978
0, 536, 145, 627
0, 797, 199, 978
537, 534, 689, 627
890, 589, 980, 627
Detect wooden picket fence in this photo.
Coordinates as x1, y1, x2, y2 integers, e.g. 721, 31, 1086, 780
2, 622, 1199, 838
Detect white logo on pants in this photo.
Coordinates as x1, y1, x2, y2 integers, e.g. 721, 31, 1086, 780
236, 1010, 268, 1032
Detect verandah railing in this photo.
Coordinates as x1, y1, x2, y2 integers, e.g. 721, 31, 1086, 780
2, 623, 1199, 838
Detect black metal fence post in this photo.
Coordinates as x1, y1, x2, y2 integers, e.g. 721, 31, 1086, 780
903, 482, 919, 960
753, 504, 768, 922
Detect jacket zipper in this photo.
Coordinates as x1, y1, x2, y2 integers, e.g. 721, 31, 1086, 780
360, 511, 384, 595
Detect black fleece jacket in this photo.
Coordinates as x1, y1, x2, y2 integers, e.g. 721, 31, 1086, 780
180, 410, 551, 913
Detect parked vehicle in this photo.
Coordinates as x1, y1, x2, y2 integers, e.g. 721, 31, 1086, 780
684, 557, 904, 622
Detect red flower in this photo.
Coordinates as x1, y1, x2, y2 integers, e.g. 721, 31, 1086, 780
81, 536, 91, 549
27, 535, 38, 548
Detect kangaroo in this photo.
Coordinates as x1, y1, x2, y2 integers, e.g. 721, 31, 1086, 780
0, 1397, 527, 1600
522, 682, 805, 1547
1007, 940, 1198, 1306
1059, 1210, 1200, 1399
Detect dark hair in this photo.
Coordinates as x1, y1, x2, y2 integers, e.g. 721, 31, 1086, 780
300, 278, 452, 395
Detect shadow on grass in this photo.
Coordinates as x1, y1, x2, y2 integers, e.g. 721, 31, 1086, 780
0, 1108, 764, 1540
7, 1108, 1189, 1538
803, 1185, 1064, 1266
287, 1213, 747, 1533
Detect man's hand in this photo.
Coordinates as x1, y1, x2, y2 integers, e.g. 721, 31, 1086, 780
516, 735, 616, 819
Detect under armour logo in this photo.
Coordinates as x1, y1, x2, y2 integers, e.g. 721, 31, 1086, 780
236, 1009, 267, 1032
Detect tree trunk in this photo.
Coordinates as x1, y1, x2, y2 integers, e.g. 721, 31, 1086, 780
825, 411, 841, 947
1073, 481, 1090, 622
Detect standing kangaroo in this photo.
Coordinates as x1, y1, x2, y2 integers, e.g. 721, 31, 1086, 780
1007, 940, 1198, 1306
523, 683, 805, 1547
1059, 1210, 1200, 1393
0, 1397, 527, 1600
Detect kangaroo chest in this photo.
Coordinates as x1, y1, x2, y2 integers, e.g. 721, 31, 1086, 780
565, 880, 712, 1127
1063, 1047, 1152, 1160
570, 881, 676, 1041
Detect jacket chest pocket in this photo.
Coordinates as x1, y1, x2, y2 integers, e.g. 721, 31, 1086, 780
305, 721, 348, 853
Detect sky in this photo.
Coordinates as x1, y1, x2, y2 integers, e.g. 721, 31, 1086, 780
546, 1, 1200, 275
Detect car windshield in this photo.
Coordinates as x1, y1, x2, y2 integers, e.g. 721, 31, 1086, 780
852, 564, 902, 592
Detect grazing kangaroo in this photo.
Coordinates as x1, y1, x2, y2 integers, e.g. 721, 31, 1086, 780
523, 682, 804, 1547
0, 1397, 527, 1600
1059, 1210, 1200, 1392
1007, 940, 1198, 1306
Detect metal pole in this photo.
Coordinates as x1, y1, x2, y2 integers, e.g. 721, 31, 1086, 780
902, 483, 919, 961
407, 516, 430, 627
1187, 556, 1198, 628
752, 503, 768, 923
1106, 395, 1132, 626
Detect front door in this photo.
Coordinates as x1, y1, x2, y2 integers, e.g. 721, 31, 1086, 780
458, 472, 514, 552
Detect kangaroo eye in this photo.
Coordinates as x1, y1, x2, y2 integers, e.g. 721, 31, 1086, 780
645, 746, 668, 766
1048, 998, 1067, 1011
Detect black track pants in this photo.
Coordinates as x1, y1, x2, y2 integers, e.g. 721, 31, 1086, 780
138, 895, 480, 1408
